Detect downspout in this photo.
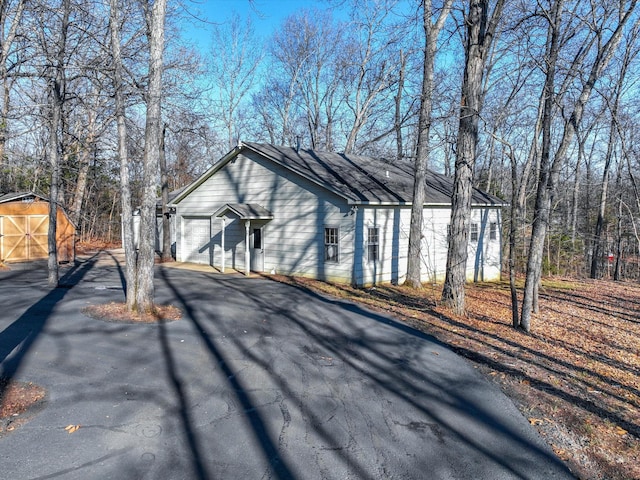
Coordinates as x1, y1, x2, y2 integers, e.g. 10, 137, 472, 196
244, 220, 250, 276
221, 217, 226, 273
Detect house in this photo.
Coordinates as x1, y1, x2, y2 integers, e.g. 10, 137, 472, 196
170, 142, 506, 286
131, 186, 184, 255
0, 192, 76, 263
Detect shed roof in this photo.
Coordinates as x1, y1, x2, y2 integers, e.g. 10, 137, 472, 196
0, 192, 47, 204
214, 203, 274, 220
173, 142, 506, 207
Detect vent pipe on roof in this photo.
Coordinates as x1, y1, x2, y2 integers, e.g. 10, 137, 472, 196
296, 136, 301, 153
385, 170, 389, 178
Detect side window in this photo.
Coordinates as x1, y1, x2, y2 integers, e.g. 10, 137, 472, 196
367, 227, 379, 263
324, 227, 339, 263
489, 222, 497, 241
470, 223, 479, 242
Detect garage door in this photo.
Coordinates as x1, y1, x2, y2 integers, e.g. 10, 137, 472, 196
182, 217, 211, 264
0, 215, 48, 262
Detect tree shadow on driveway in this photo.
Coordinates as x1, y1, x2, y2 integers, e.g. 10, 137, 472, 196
156, 267, 573, 480
0, 255, 100, 389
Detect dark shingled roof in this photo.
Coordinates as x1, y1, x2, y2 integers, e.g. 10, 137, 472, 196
242, 142, 505, 206
172, 142, 506, 207
214, 203, 273, 220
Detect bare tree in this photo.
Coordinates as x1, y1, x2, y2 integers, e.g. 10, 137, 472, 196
0, 0, 25, 166
270, 9, 344, 150
590, 23, 639, 278
441, 0, 505, 313
341, 0, 401, 154
207, 13, 263, 150
134, 0, 167, 312
405, 0, 453, 288
519, 0, 638, 332
109, 0, 137, 309
159, 123, 172, 262
32, 0, 72, 286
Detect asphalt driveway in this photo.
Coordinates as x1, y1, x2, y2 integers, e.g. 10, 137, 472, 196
0, 251, 574, 479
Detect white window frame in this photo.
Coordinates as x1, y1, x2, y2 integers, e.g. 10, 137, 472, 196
470, 223, 479, 242
324, 227, 339, 263
367, 227, 379, 263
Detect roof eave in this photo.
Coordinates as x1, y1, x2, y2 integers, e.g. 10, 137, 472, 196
349, 200, 508, 207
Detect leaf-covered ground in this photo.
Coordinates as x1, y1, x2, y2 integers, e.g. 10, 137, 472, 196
270, 275, 639, 480
0, 378, 46, 436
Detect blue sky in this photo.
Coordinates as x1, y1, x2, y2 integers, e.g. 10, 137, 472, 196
180, 0, 334, 48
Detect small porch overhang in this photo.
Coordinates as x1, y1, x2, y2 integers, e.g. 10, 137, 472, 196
214, 203, 273, 275
213, 203, 274, 221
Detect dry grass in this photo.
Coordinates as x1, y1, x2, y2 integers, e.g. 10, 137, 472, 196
269, 275, 640, 480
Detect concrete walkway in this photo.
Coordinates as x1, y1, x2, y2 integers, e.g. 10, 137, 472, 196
0, 251, 575, 479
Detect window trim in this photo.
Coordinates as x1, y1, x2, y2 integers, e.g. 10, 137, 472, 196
489, 222, 497, 241
470, 223, 479, 242
324, 226, 340, 264
253, 227, 262, 249
367, 226, 379, 263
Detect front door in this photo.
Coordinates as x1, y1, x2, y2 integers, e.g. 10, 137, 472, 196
250, 226, 264, 272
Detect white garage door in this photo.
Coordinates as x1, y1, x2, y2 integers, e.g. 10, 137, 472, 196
183, 217, 211, 264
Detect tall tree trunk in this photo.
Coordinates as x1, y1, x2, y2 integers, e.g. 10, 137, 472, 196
0, 0, 25, 166
135, 0, 167, 312
591, 124, 616, 278
47, 95, 61, 287
394, 50, 406, 162
590, 24, 636, 278
405, 0, 453, 288
47, 0, 71, 287
70, 107, 97, 227
160, 124, 172, 262
109, 0, 136, 309
509, 149, 520, 328
441, 0, 505, 314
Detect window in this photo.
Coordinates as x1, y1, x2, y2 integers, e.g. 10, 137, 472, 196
489, 222, 497, 241
253, 228, 262, 249
324, 227, 339, 263
470, 223, 479, 242
367, 227, 379, 262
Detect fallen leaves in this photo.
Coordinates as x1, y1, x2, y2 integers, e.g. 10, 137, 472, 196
0, 379, 46, 420
0, 378, 46, 435
82, 302, 182, 323
64, 424, 80, 434
615, 426, 628, 436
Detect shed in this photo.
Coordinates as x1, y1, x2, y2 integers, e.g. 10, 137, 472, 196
0, 192, 76, 263
171, 142, 507, 286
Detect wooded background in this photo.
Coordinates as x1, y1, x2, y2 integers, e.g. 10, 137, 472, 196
2, 0, 639, 315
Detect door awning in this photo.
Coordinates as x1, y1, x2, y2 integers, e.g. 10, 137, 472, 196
213, 203, 273, 220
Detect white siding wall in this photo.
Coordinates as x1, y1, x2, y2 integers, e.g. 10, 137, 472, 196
176, 151, 356, 283
176, 151, 503, 285
357, 205, 502, 286
466, 207, 502, 282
